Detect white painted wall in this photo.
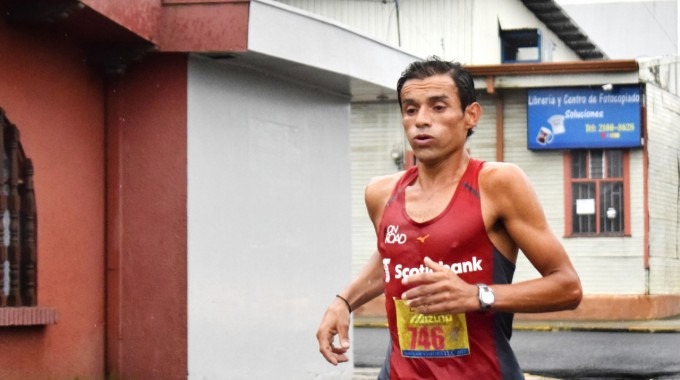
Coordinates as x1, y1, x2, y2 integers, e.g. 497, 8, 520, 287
187, 56, 353, 379
248, 0, 419, 101
275, 0, 581, 64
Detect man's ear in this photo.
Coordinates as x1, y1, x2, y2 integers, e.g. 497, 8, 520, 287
464, 102, 482, 126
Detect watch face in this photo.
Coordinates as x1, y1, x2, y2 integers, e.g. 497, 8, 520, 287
481, 291, 494, 305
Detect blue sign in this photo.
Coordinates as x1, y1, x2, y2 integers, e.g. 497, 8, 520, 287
527, 86, 642, 150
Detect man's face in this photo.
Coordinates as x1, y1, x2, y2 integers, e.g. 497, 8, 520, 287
399, 74, 476, 165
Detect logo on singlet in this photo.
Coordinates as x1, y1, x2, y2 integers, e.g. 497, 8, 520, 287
382, 258, 391, 283
381, 257, 484, 284
384, 225, 407, 244
392, 257, 484, 280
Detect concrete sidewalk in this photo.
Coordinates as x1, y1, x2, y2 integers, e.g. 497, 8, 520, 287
354, 314, 680, 333
513, 315, 680, 333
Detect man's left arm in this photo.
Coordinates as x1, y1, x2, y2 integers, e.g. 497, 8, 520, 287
481, 163, 582, 313
401, 163, 582, 314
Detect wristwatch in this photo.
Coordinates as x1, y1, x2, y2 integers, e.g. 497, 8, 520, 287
477, 284, 495, 310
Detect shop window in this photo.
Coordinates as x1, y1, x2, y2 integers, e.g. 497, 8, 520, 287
0, 109, 37, 308
565, 149, 630, 236
500, 28, 542, 63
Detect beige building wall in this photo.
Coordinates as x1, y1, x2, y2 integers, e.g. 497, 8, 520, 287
499, 90, 647, 294
350, 102, 404, 276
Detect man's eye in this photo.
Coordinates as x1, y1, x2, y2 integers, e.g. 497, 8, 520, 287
433, 105, 446, 111
404, 107, 417, 115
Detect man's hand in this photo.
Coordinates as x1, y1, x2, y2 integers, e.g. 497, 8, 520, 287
316, 299, 351, 365
401, 257, 478, 314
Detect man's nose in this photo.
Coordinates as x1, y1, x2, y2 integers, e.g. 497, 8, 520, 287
415, 108, 432, 127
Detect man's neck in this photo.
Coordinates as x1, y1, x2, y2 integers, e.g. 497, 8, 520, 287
415, 152, 470, 190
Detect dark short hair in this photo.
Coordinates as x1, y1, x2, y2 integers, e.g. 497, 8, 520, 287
396, 56, 477, 121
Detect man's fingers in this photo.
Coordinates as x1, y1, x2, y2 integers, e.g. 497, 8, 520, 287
324, 350, 350, 365
318, 336, 350, 365
402, 257, 451, 286
316, 313, 351, 366
336, 323, 351, 350
423, 256, 446, 270
321, 347, 347, 365
400, 283, 436, 304
318, 332, 341, 365
400, 257, 460, 306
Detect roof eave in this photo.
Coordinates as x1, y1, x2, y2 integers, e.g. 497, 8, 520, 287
522, 0, 608, 61
467, 60, 638, 77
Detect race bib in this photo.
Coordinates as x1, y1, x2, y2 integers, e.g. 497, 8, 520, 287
394, 299, 470, 358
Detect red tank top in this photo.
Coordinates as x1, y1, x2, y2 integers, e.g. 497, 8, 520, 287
377, 159, 522, 380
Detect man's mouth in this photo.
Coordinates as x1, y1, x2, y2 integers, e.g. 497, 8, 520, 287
414, 134, 433, 142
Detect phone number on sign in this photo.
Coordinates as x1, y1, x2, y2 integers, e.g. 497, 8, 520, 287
585, 123, 636, 133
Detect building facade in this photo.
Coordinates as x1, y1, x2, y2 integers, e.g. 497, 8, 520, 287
1, 1, 678, 379
275, 0, 601, 64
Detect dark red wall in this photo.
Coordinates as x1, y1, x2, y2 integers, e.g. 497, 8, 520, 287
83, 0, 162, 41
0, 17, 106, 380
106, 54, 188, 380
82, 0, 250, 53
0, 15, 189, 380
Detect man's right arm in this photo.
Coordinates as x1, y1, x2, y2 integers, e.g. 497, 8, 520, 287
341, 171, 404, 310
316, 250, 384, 365
316, 173, 401, 365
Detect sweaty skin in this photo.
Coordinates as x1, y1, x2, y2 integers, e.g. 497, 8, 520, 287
316, 74, 582, 365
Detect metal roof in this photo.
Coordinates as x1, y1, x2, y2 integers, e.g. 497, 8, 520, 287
522, 0, 608, 60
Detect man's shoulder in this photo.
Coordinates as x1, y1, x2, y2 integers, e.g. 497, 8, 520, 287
364, 171, 406, 224
479, 161, 538, 217
366, 171, 404, 196
479, 161, 526, 186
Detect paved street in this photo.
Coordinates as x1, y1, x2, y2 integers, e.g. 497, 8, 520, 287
512, 330, 680, 379
353, 326, 680, 379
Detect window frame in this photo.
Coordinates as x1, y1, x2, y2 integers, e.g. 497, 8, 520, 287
500, 28, 542, 63
563, 149, 631, 237
0, 108, 55, 326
